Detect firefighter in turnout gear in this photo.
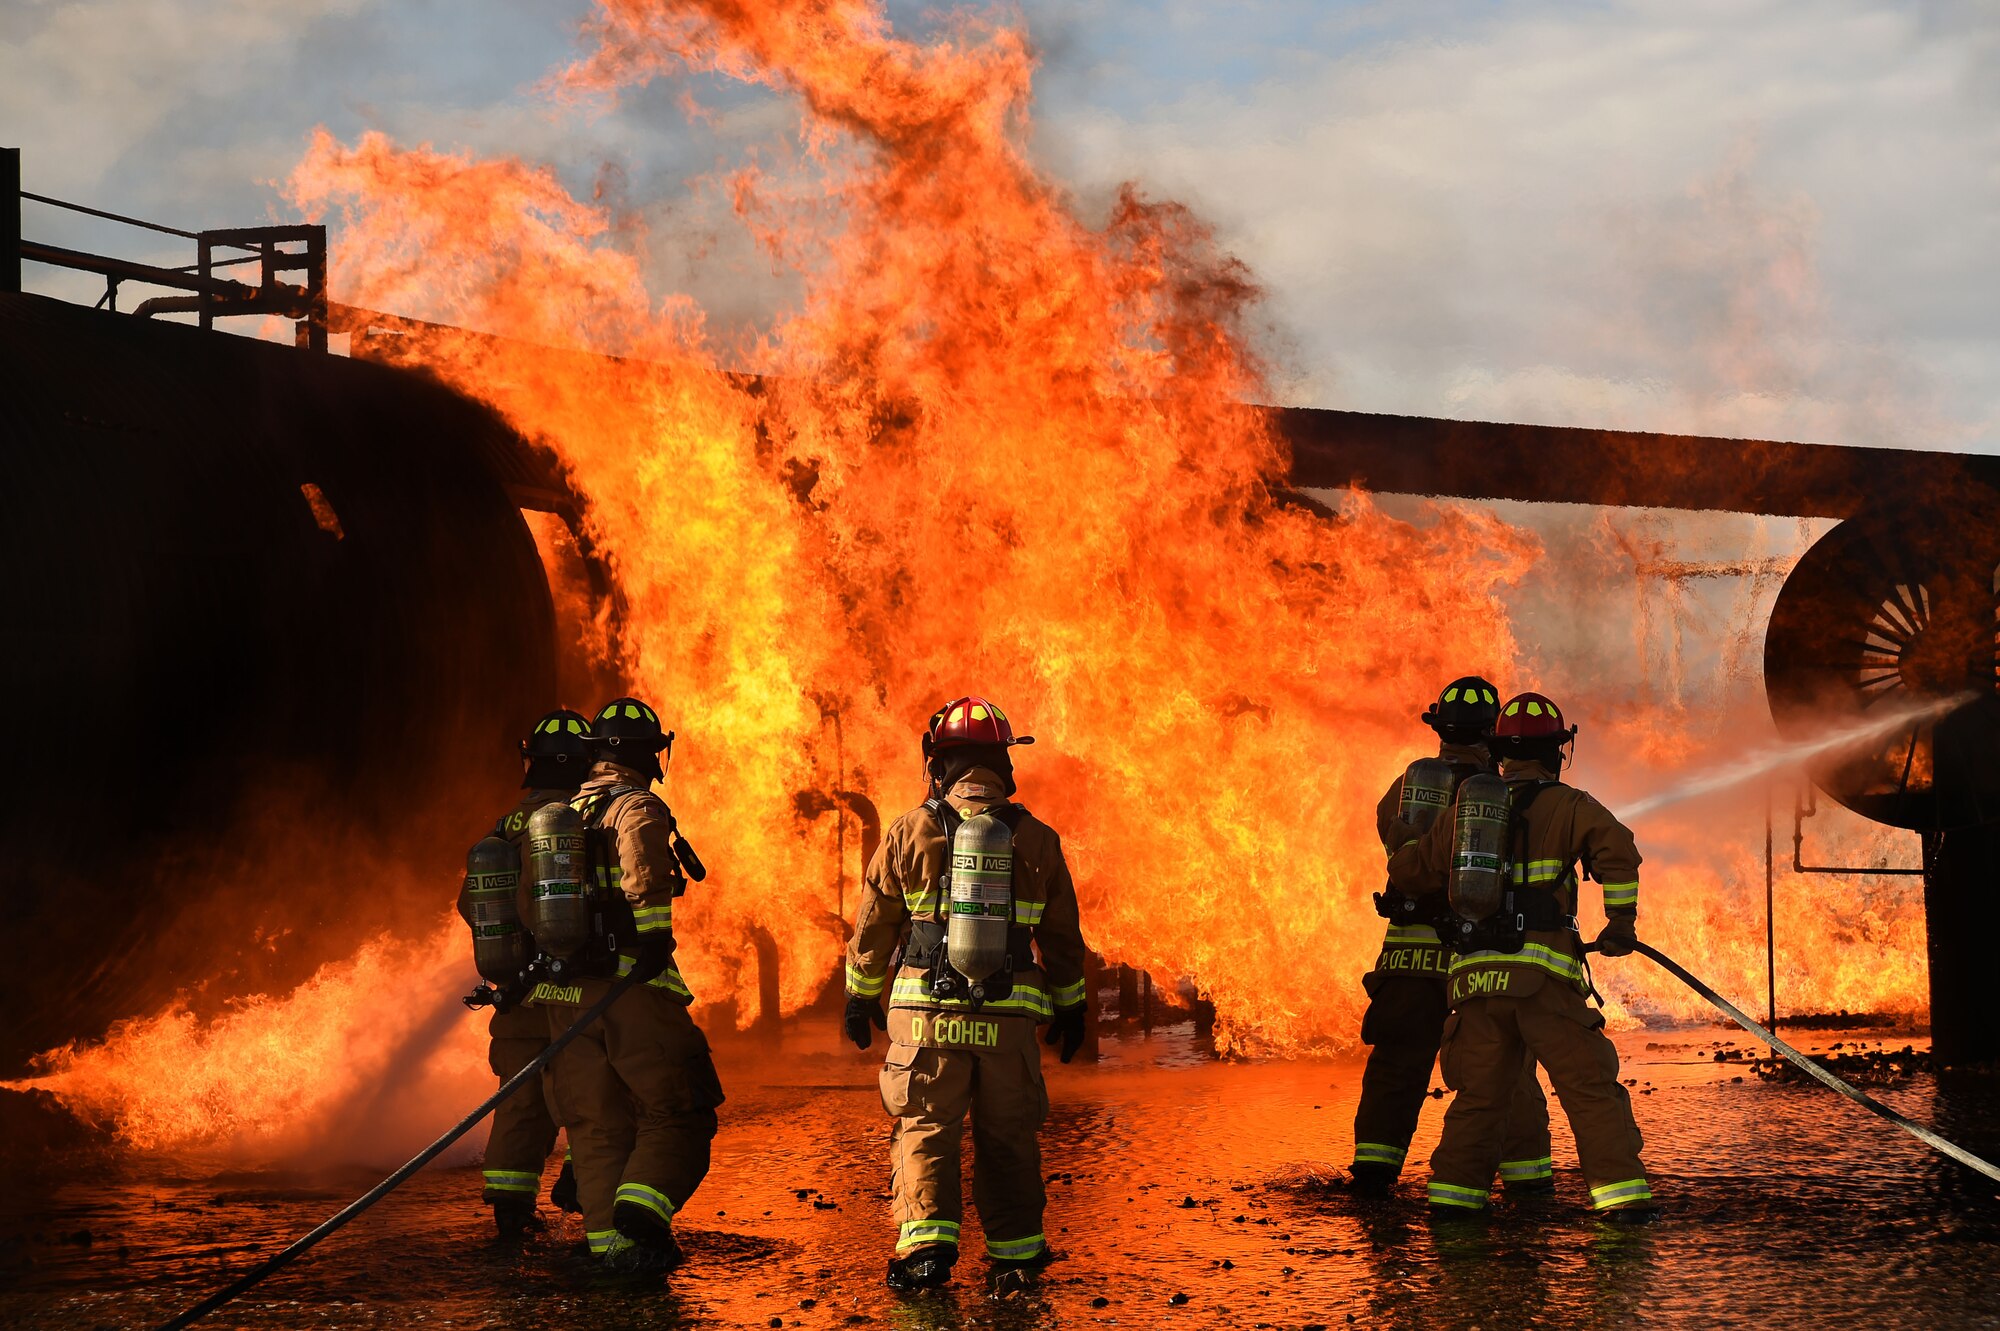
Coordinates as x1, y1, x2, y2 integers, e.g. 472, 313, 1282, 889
457, 707, 592, 1236
535, 696, 725, 1272
845, 696, 1090, 1293
1387, 691, 1656, 1221
1351, 678, 1552, 1198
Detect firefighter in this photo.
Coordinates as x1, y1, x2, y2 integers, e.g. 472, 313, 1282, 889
844, 696, 1090, 1293
457, 707, 592, 1236
1351, 677, 1553, 1198
536, 695, 725, 1272
1388, 691, 1656, 1221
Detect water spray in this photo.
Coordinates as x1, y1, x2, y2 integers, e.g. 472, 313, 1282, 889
1595, 942, 2000, 1189
1620, 691, 1974, 822
150, 972, 644, 1331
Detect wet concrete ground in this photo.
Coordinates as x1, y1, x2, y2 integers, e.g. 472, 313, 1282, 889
3, 1020, 1997, 1330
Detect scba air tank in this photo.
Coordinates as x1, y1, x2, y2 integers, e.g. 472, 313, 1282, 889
464, 836, 528, 985
1398, 757, 1456, 832
1448, 773, 1511, 922
946, 813, 1014, 995
526, 803, 590, 961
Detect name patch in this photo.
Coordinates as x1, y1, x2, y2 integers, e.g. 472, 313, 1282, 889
1374, 946, 1449, 975
1451, 969, 1512, 1002
911, 1014, 1001, 1048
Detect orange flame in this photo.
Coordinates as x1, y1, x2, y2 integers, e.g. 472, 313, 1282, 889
279, 0, 1538, 1055
16, 919, 490, 1160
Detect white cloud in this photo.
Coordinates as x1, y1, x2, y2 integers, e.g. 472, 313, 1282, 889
1032, 0, 2000, 451
5, 0, 1991, 450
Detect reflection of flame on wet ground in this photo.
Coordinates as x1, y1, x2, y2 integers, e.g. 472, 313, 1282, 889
2, 1027, 1996, 1331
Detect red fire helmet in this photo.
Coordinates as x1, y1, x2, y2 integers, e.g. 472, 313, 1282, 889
926, 695, 1035, 750
1493, 691, 1578, 742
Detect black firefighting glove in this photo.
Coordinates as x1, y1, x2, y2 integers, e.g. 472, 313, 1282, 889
628, 930, 677, 983
1593, 914, 1638, 958
844, 994, 887, 1050
1044, 1003, 1088, 1064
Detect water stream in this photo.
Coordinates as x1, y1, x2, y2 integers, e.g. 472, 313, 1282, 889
1620, 692, 1974, 822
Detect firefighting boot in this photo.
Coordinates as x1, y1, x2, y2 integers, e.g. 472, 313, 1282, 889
610, 1198, 684, 1271
551, 1155, 582, 1214
492, 1194, 542, 1239
602, 1229, 685, 1274
1599, 1205, 1663, 1226
1348, 1162, 1396, 1199
886, 1243, 958, 1291
988, 1243, 1054, 1295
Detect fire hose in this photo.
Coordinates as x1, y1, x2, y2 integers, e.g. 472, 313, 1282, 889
150, 971, 645, 1331
1604, 940, 2000, 1187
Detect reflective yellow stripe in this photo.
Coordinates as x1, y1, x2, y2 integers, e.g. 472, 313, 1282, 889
1050, 978, 1086, 1007
906, 891, 938, 913
846, 963, 886, 998
1384, 925, 1440, 945
1353, 1142, 1407, 1166
632, 905, 673, 928
1427, 1181, 1488, 1209
1451, 942, 1584, 984
482, 1170, 538, 1194
890, 976, 1051, 1019
1499, 1156, 1554, 1180
587, 1228, 625, 1253
898, 1219, 960, 1248
615, 1181, 676, 1221
1600, 882, 1639, 907
1013, 900, 1046, 925
985, 1233, 1046, 1259
1509, 859, 1570, 884
1590, 1178, 1653, 1208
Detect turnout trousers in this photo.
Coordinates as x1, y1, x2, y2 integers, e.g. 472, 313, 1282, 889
482, 1003, 560, 1204
880, 1009, 1050, 1262
541, 980, 724, 1257
1429, 979, 1651, 1212
1352, 972, 1554, 1185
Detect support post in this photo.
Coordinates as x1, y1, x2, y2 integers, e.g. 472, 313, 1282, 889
2, 148, 18, 294
1765, 787, 1776, 1031
1081, 950, 1102, 1062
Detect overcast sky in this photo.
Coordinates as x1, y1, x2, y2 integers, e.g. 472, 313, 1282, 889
5, 0, 1995, 451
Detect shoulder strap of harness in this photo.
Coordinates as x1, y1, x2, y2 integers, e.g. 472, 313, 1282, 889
1508, 780, 1558, 874
1508, 780, 1578, 928
922, 795, 960, 839
573, 784, 651, 827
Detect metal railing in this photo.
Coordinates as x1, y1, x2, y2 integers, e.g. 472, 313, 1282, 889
5, 147, 329, 350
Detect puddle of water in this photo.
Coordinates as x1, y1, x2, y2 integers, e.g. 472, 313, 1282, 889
2, 1023, 1996, 1330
